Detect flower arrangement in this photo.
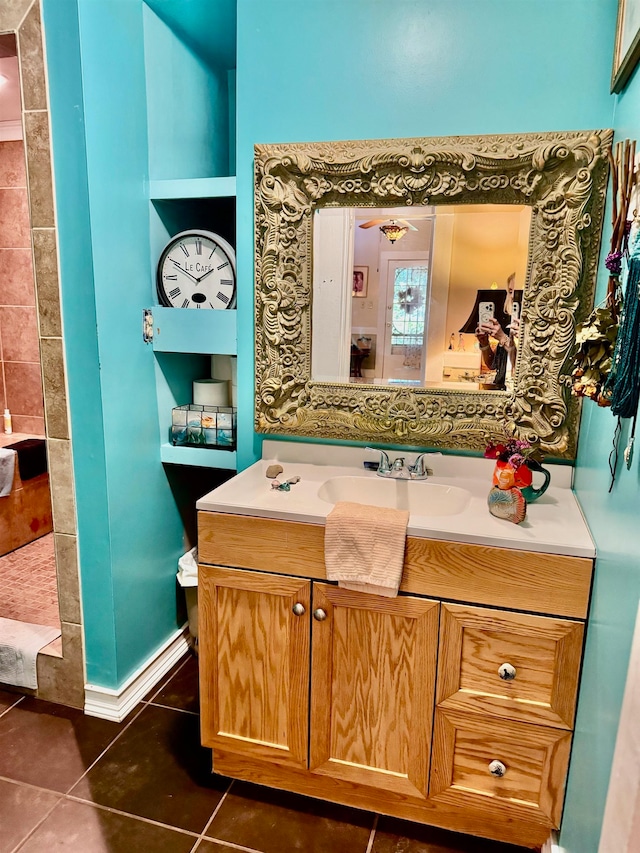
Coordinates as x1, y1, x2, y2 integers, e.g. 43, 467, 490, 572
484, 436, 538, 469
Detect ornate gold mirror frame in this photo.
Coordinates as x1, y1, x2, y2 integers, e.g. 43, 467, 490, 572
255, 130, 612, 457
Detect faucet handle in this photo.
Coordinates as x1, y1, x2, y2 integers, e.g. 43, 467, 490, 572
407, 453, 436, 478
365, 447, 391, 473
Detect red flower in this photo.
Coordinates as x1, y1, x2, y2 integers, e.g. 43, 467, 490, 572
484, 443, 506, 460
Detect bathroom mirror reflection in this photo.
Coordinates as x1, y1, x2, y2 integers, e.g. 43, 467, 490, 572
255, 131, 611, 456
0, 23, 62, 668
311, 204, 531, 391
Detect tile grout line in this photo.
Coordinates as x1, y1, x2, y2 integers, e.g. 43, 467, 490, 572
143, 654, 192, 705
0, 695, 25, 717
60, 700, 149, 796
62, 792, 201, 838
192, 777, 236, 849
144, 698, 199, 716
365, 813, 379, 853
193, 839, 264, 853
8, 790, 62, 853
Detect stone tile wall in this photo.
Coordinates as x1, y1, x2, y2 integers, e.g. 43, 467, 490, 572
0, 138, 45, 436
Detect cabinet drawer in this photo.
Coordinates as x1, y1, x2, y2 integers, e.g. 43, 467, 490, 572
430, 708, 571, 828
437, 604, 584, 728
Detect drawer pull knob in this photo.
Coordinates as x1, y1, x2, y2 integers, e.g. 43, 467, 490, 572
292, 603, 306, 616
489, 760, 507, 777
498, 663, 517, 681
313, 608, 327, 622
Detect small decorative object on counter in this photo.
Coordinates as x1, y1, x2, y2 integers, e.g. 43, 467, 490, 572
270, 476, 301, 492
485, 434, 548, 524
485, 435, 550, 504
171, 404, 237, 449
487, 485, 527, 524
265, 464, 284, 479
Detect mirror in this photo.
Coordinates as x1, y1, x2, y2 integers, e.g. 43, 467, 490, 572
255, 131, 611, 457
312, 203, 531, 391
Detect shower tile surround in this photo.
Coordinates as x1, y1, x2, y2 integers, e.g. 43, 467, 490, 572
0, 142, 44, 435
0, 1, 83, 707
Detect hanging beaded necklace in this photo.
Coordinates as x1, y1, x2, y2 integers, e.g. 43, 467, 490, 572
604, 225, 640, 486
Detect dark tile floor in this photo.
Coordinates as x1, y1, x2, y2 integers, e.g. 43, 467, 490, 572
0, 654, 536, 852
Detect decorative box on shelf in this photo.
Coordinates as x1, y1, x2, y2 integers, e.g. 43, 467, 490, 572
171, 404, 237, 450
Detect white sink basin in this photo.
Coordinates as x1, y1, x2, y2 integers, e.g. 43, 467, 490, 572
317, 476, 472, 517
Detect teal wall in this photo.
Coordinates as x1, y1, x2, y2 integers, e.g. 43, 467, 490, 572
563, 61, 640, 851
42, 0, 211, 688
144, 4, 230, 179
235, 0, 617, 470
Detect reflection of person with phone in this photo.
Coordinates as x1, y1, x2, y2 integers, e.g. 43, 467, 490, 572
475, 272, 521, 389
476, 317, 519, 390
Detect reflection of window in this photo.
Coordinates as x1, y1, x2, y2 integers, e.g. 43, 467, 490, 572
391, 266, 429, 359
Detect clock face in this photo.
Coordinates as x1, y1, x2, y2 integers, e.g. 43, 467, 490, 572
157, 230, 236, 309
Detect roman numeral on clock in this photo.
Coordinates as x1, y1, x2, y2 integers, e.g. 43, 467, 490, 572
217, 261, 229, 270
216, 291, 230, 305
180, 243, 189, 257
164, 274, 178, 280
168, 287, 181, 299
181, 298, 190, 308
195, 239, 202, 255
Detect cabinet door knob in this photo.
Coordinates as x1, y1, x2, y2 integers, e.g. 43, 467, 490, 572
498, 663, 517, 681
292, 603, 306, 616
489, 760, 507, 777
313, 608, 327, 622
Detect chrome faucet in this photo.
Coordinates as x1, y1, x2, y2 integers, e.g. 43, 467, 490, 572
365, 447, 392, 476
365, 448, 435, 480
391, 456, 406, 475
406, 453, 431, 479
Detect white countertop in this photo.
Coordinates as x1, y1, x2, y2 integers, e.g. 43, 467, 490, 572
197, 440, 595, 559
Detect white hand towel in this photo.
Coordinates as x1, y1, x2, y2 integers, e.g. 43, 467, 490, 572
0, 448, 16, 497
324, 501, 409, 597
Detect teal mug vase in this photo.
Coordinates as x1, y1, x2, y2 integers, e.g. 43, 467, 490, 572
519, 458, 551, 503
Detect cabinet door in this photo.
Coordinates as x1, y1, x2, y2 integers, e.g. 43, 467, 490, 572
437, 603, 584, 728
309, 584, 439, 799
200, 566, 311, 769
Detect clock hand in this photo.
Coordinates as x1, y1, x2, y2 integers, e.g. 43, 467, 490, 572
170, 259, 199, 284
196, 268, 216, 283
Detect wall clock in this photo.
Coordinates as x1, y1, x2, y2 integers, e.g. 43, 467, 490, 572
157, 229, 236, 309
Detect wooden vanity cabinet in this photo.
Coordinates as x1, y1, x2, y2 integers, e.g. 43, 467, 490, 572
198, 511, 594, 849
200, 564, 439, 798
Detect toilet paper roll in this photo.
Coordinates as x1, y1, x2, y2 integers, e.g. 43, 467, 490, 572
211, 354, 233, 380
193, 379, 229, 407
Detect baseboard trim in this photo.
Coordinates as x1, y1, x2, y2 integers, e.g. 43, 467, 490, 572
541, 832, 563, 853
84, 626, 190, 722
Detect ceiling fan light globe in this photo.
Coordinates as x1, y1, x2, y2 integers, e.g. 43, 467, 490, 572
379, 223, 409, 243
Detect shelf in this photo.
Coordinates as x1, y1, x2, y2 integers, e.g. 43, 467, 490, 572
151, 306, 236, 354
149, 177, 236, 200
161, 443, 236, 469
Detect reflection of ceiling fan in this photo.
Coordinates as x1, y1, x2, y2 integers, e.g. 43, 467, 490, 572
358, 218, 419, 231
358, 215, 431, 244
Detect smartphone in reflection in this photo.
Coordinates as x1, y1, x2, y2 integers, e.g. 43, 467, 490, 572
478, 301, 495, 325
